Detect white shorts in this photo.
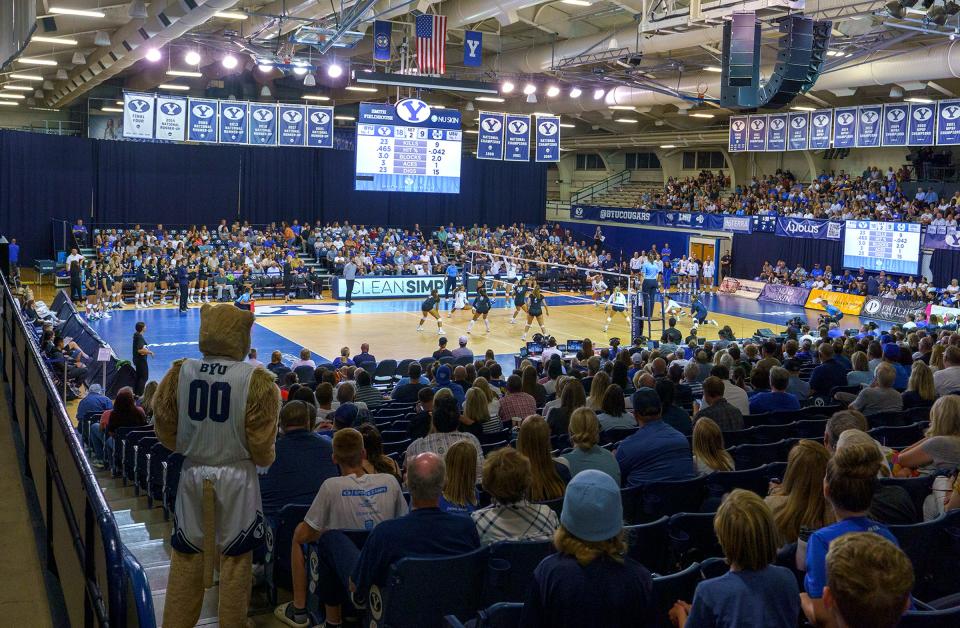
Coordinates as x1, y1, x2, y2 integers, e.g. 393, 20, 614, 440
172, 459, 265, 556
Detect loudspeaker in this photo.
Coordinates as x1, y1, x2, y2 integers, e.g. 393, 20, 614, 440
727, 12, 760, 87
801, 20, 832, 93
759, 15, 815, 108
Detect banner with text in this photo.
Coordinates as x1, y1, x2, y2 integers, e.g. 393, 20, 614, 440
504, 114, 531, 162
936, 100, 960, 145
277, 105, 306, 146
218, 101, 248, 144
306, 106, 334, 148
477, 112, 505, 160
927, 303, 960, 322
882, 103, 909, 146
758, 284, 810, 307
570, 206, 752, 233
856, 105, 882, 147
535, 115, 560, 162
860, 296, 928, 323
248, 103, 277, 145
154, 95, 187, 141
924, 225, 960, 250
720, 277, 765, 300
122, 92, 155, 139
766, 114, 787, 151
775, 217, 843, 240
788, 112, 809, 150
805, 289, 866, 316
187, 98, 218, 142
729, 116, 747, 152
810, 110, 833, 149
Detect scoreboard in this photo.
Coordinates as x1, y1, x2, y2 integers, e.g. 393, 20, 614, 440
355, 99, 462, 194
842, 220, 922, 276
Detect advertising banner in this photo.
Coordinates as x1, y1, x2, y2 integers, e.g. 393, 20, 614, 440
860, 297, 928, 323
758, 284, 811, 306
804, 289, 866, 316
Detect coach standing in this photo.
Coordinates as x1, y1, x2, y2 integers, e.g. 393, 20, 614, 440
177, 263, 189, 312
343, 256, 358, 306
133, 321, 154, 395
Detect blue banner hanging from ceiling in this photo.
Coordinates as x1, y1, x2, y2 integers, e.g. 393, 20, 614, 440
218, 101, 248, 144
909, 102, 936, 145
187, 98, 218, 143
248, 103, 277, 145
810, 109, 832, 149
463, 30, 482, 67
504, 114, 531, 162
373, 20, 392, 61
882, 103, 909, 146
729, 116, 747, 152
306, 105, 334, 148
787, 111, 809, 150
747, 115, 767, 151
277, 104, 306, 146
477, 111, 505, 160
936, 99, 960, 145
766, 113, 787, 151
535, 115, 560, 162
855, 105, 882, 147
832, 107, 857, 148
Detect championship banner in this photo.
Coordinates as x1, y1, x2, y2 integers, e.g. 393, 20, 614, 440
924, 226, 960, 250
936, 100, 960, 145
810, 110, 833, 149
477, 112, 505, 160
775, 218, 843, 240
373, 20, 392, 61
908, 102, 936, 145
332, 275, 480, 300
155, 95, 187, 141
187, 98, 218, 142
882, 103, 909, 146
787, 112, 809, 151
758, 284, 810, 307
747, 115, 767, 151
248, 103, 277, 146
218, 101, 248, 144
277, 105, 306, 146
766, 114, 787, 151
729, 116, 747, 152
832, 107, 857, 148
122, 92, 155, 139
856, 105, 882, 147
504, 114, 531, 162
306, 106, 334, 148
535, 115, 560, 162
860, 296, 927, 323
463, 30, 482, 67
719, 277, 765, 300
804, 289, 866, 316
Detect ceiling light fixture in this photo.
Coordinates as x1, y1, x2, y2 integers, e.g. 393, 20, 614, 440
345, 85, 377, 92
303, 73, 316, 86
303, 95, 330, 101
48, 7, 106, 17
615, 118, 639, 123
526, 93, 537, 104
660, 144, 676, 148
184, 50, 201, 65
464, 129, 479, 134
257, 63, 273, 73
690, 112, 715, 118
55, 69, 68, 79
569, 87, 582, 98
145, 48, 162, 62
790, 105, 816, 111
94, 31, 111, 46
546, 85, 560, 97
3, 85, 34, 91
72, 51, 85, 64
293, 66, 308, 76
158, 83, 190, 91
559, 122, 576, 128
327, 63, 343, 78
703, 66, 722, 73
475, 96, 505, 102
214, 10, 248, 19
522, 83, 537, 95
905, 96, 934, 103
31, 36, 78, 45
10, 73, 42, 81
608, 105, 635, 110
501, 80, 515, 94
593, 88, 606, 100
221, 54, 238, 69
561, 0, 593, 5
101, 106, 123, 112
166, 69, 202, 77
0, 101, 19, 106
0, 93, 27, 99
17, 57, 57, 66
334, 115, 355, 121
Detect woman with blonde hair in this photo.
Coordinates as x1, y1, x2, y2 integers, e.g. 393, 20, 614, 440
930, 343, 946, 371
542, 376, 570, 418
902, 360, 936, 409
558, 408, 620, 484
692, 418, 734, 474
846, 352, 872, 388
517, 415, 570, 502
140, 380, 159, 420
459, 386, 502, 436
896, 395, 960, 474
521, 470, 654, 627
440, 440, 479, 515
765, 440, 835, 544
586, 371, 611, 411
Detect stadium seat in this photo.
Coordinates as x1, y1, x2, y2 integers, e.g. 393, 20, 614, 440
799, 404, 841, 417
479, 428, 512, 444
133, 436, 158, 496
121, 428, 155, 486
454, 356, 473, 366
698, 556, 729, 580
162, 453, 184, 520
879, 475, 936, 519
899, 604, 960, 628
868, 410, 913, 428
889, 510, 960, 601
537, 497, 564, 518
668, 512, 722, 567
445, 602, 524, 628
382, 439, 412, 457
419, 357, 436, 371
705, 463, 781, 503
293, 365, 316, 385
484, 540, 553, 604
625, 516, 671, 575
622, 476, 708, 524
373, 359, 399, 385
395, 359, 415, 380
264, 503, 311, 605
869, 422, 925, 448
729, 438, 794, 469
650, 562, 702, 628
305, 530, 370, 620
794, 418, 828, 439
367, 546, 491, 627
600, 426, 638, 445
481, 440, 509, 455
146, 442, 172, 509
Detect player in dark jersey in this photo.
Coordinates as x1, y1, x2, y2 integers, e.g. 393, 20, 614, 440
158, 260, 172, 305
509, 277, 531, 325
466, 285, 492, 334
690, 293, 718, 330
111, 262, 124, 309
134, 258, 147, 308
417, 288, 445, 335
85, 262, 100, 320
144, 258, 157, 306
522, 285, 549, 341
187, 255, 199, 303
197, 256, 210, 303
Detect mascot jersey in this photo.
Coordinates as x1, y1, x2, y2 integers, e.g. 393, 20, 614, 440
172, 357, 264, 556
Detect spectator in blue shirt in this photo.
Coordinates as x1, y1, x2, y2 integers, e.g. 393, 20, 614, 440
801, 438, 900, 626
749, 367, 801, 414
77, 383, 112, 421
259, 400, 338, 519
432, 364, 465, 407
670, 490, 799, 628
616, 388, 695, 488
881, 343, 909, 390
352, 343, 377, 372
809, 344, 849, 399
7, 237, 19, 274
331, 346, 355, 369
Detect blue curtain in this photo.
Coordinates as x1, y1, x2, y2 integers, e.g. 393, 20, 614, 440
931, 249, 960, 286
559, 221, 690, 261
239, 146, 320, 224
731, 231, 843, 278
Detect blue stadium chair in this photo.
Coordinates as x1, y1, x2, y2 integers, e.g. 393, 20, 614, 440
146, 441, 171, 509
121, 428, 155, 486
419, 357, 436, 371
445, 602, 524, 628
650, 562, 702, 628
110, 425, 141, 476
743, 411, 800, 428
484, 540, 553, 604
382, 439, 411, 457
550, 433, 571, 450
746, 422, 797, 444
717, 427, 754, 447
454, 355, 473, 367
133, 436, 158, 496
799, 404, 841, 417
438, 356, 455, 366
794, 418, 829, 439
293, 365, 316, 385
481, 440, 509, 455
668, 512, 722, 567
889, 509, 960, 601
395, 359, 415, 380
162, 453, 184, 521
536, 497, 564, 518
879, 475, 936, 522
625, 516, 671, 575
869, 422, 925, 448
698, 556, 729, 580
899, 604, 960, 628
272, 365, 292, 381
729, 438, 793, 469
379, 429, 408, 442
866, 410, 912, 428
264, 503, 311, 606
305, 530, 370, 621
373, 359, 399, 385
622, 476, 708, 525
704, 463, 780, 504
367, 546, 491, 627
906, 405, 932, 422
479, 428, 512, 444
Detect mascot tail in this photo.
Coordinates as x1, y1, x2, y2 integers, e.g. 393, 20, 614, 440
203, 478, 217, 588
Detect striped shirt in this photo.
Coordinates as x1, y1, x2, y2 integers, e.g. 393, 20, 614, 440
471, 500, 559, 546
405, 431, 483, 482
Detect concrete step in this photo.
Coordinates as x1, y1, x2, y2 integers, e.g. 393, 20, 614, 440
102, 484, 139, 502
113, 507, 168, 527
119, 521, 171, 545
107, 494, 151, 512
126, 539, 173, 568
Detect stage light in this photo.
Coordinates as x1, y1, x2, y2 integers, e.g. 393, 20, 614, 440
303, 73, 316, 86
327, 63, 343, 78
523, 83, 537, 95
501, 80, 515, 94
48, 7, 106, 17
145, 48, 162, 62
184, 50, 201, 65
593, 88, 605, 100
222, 55, 238, 69
569, 87, 582, 98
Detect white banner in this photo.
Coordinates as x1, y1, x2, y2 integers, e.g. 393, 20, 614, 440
122, 92, 155, 139
154, 95, 187, 141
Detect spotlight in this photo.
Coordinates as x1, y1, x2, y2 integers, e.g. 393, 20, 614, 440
526, 93, 537, 104
293, 65, 308, 76
258, 63, 273, 72
546, 85, 560, 97
569, 87, 582, 98
303, 73, 316, 87
222, 55, 238, 69
327, 63, 343, 78
593, 88, 605, 100
523, 83, 537, 95
184, 50, 201, 65
145, 48, 161, 62
501, 80, 515, 94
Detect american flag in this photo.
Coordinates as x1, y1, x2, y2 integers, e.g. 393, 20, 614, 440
416, 13, 447, 74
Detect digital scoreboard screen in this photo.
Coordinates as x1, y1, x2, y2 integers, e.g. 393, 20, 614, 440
355, 99, 462, 194
843, 220, 922, 276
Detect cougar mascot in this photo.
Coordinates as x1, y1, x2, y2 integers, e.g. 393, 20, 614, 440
155, 303, 280, 627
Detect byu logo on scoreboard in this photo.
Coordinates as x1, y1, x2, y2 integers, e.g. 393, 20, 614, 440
377, 126, 391, 136
538, 120, 557, 136
750, 119, 765, 131
791, 116, 806, 129
431, 129, 443, 139
482, 117, 502, 133
837, 112, 854, 125
159, 102, 182, 116
192, 103, 214, 119
128, 98, 151, 113
223, 106, 245, 121
310, 111, 329, 125
942, 105, 960, 121
395, 98, 431, 124
769, 118, 785, 131
253, 108, 273, 122
887, 108, 905, 122
814, 114, 830, 127
282, 110, 303, 124
914, 106, 932, 121
731, 120, 745, 132
861, 110, 879, 124
509, 119, 528, 135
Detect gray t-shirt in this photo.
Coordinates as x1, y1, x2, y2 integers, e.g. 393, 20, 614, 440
849, 387, 903, 416
304, 472, 408, 532
559, 446, 621, 485
921, 436, 960, 470
343, 262, 358, 280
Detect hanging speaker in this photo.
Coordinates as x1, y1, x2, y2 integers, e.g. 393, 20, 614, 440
801, 20, 832, 93
726, 12, 760, 88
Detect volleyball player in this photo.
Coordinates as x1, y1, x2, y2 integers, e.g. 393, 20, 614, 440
590, 273, 608, 309
417, 288, 445, 334
676, 255, 689, 293
145, 257, 157, 306
186, 254, 199, 303
604, 285, 629, 333
522, 285, 549, 341
111, 261, 124, 309
197, 255, 210, 303
447, 283, 469, 319
466, 285, 492, 334
504, 261, 520, 309
690, 293, 718, 329
489, 255, 503, 302
134, 258, 147, 308
687, 256, 700, 294
85, 262, 100, 320
509, 276, 530, 324
97, 265, 112, 319
661, 243, 673, 292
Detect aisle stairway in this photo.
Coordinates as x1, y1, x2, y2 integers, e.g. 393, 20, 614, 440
587, 181, 661, 207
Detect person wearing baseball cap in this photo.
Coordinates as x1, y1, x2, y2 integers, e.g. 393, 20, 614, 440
615, 388, 695, 488
882, 343, 909, 390
520, 470, 655, 627
451, 335, 474, 360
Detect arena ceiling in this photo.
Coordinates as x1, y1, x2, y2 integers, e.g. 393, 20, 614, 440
8, 0, 960, 142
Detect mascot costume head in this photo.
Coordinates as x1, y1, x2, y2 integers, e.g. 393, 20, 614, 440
154, 304, 280, 628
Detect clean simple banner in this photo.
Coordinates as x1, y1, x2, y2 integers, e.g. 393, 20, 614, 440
882, 103, 909, 146
924, 225, 960, 250
909, 102, 936, 145
810, 110, 832, 149
766, 114, 787, 151
856, 105, 882, 147
832, 107, 857, 148
776, 218, 843, 240
277, 105, 306, 146
187, 98, 218, 142
248, 103, 277, 146
373, 20, 392, 61
154, 95, 186, 141
477, 112, 505, 160
306, 105, 334, 148
936, 99, 960, 145
758, 284, 810, 307
747, 115, 767, 151
218, 101, 248, 144
787, 112, 809, 150
504, 114, 531, 162
535, 115, 560, 162
122, 92, 155, 139
463, 30, 482, 67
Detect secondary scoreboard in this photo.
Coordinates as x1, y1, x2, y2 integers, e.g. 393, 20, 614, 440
355, 99, 462, 194
842, 220, 921, 276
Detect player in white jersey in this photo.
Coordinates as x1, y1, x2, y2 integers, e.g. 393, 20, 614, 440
677, 256, 690, 292
448, 284, 469, 318
488, 256, 504, 299
590, 275, 608, 309
604, 285, 629, 333
687, 258, 700, 293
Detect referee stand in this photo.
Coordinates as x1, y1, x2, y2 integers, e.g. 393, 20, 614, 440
631, 288, 665, 347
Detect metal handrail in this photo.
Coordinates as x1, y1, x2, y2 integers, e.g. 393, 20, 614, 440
570, 170, 632, 205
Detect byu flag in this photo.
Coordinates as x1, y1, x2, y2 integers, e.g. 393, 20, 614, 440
277, 105, 306, 146
218, 101, 248, 144
248, 103, 277, 145
855, 105, 882, 147
908, 102, 935, 145
881, 103, 909, 146
747, 115, 766, 151
936, 100, 960, 145
373, 20, 391, 61
728, 116, 747, 152
766, 114, 787, 151
306, 105, 334, 148
787, 111, 809, 151
187, 98, 218, 142
504, 114, 531, 162
154, 95, 186, 141
832, 107, 857, 148
464, 30, 482, 67
122, 92, 155, 139
809, 109, 832, 149
477, 112, 505, 160
535, 115, 560, 162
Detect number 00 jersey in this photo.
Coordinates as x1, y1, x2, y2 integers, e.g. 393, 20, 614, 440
177, 358, 255, 465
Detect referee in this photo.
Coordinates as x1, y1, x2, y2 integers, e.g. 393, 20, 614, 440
132, 321, 154, 395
